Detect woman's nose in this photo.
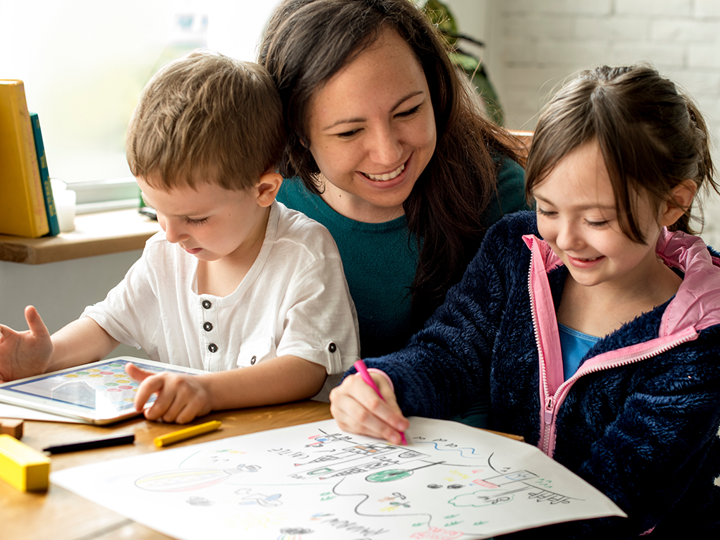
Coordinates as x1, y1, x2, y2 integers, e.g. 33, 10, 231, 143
368, 125, 403, 166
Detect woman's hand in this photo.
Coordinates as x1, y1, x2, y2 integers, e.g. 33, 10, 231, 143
126, 363, 213, 424
330, 371, 409, 445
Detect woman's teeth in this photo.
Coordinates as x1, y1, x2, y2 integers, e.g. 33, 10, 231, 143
363, 163, 405, 181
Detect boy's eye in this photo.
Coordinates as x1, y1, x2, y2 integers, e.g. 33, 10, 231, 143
185, 217, 209, 225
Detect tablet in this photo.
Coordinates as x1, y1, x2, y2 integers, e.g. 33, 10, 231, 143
0, 357, 205, 425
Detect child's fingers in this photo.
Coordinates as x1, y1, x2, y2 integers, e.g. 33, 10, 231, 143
24, 306, 49, 338
133, 373, 166, 413
330, 375, 408, 444
125, 363, 154, 382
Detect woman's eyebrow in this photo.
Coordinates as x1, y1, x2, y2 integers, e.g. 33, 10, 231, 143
322, 90, 425, 131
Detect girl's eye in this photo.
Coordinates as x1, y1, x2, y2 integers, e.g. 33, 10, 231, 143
536, 207, 556, 217
185, 217, 209, 226
586, 219, 608, 228
396, 104, 420, 118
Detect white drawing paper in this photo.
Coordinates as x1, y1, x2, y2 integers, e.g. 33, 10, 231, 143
51, 418, 626, 539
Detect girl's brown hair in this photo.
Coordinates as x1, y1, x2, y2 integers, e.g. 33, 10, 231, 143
526, 65, 718, 242
259, 0, 523, 323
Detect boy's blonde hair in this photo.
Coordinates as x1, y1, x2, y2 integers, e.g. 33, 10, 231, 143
126, 49, 284, 191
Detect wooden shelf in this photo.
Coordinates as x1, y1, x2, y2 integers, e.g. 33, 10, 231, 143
0, 209, 161, 264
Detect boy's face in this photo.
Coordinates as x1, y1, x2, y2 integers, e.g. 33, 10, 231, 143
137, 176, 269, 263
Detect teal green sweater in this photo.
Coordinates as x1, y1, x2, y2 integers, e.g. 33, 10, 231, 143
278, 157, 527, 359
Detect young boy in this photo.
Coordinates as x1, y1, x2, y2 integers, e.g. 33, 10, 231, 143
0, 50, 360, 423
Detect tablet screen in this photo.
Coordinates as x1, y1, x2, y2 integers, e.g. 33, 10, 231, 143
0, 357, 204, 423
3, 359, 160, 412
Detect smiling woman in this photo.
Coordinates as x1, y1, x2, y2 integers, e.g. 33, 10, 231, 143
260, 0, 529, 363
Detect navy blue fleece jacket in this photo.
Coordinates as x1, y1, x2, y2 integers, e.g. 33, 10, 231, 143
360, 211, 720, 538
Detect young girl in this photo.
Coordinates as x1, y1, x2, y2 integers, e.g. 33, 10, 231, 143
330, 65, 720, 537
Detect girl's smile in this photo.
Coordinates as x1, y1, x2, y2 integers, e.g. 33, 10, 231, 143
533, 140, 678, 301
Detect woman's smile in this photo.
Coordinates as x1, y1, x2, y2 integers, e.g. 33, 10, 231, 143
307, 28, 436, 223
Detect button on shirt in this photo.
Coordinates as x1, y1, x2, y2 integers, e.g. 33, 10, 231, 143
82, 202, 360, 399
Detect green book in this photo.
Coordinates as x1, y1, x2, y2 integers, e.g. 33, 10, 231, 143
29, 112, 60, 236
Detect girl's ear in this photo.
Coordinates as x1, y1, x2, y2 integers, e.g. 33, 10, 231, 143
255, 172, 283, 208
660, 179, 698, 227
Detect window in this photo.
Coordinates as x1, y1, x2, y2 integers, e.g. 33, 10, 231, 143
1, 0, 282, 210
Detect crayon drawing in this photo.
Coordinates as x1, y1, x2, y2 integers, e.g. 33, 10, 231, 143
51, 418, 625, 539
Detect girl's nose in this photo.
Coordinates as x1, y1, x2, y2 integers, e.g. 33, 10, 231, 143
556, 221, 582, 252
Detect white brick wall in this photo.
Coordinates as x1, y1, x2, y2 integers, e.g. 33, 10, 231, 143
480, 0, 720, 248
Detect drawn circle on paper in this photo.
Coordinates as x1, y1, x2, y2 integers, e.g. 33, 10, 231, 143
105, 382, 119, 387
135, 469, 230, 492
366, 469, 412, 483
106, 388, 121, 392
118, 385, 134, 390
63, 374, 79, 378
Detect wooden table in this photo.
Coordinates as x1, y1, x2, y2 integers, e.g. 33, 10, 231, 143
1, 401, 332, 540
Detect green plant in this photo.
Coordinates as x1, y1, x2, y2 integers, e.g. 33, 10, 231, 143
413, 0, 504, 126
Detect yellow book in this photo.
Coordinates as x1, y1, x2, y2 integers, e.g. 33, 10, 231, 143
0, 80, 49, 238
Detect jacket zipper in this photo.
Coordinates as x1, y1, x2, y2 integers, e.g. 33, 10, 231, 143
528, 244, 699, 457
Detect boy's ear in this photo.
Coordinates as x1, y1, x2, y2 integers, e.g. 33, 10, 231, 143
660, 179, 698, 227
255, 172, 283, 208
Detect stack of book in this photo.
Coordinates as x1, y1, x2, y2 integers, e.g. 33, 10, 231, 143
0, 79, 60, 238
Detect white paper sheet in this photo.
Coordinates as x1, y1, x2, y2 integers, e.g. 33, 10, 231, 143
0, 402, 84, 423
51, 417, 625, 539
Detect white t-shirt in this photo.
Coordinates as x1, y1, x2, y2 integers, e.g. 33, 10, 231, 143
82, 201, 360, 401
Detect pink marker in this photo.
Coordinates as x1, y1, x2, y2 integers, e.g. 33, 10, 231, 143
353, 360, 407, 445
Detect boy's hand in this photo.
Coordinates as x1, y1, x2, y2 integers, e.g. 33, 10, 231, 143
330, 371, 409, 445
0, 306, 53, 382
126, 363, 213, 424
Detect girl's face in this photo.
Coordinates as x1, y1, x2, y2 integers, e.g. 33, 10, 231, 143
533, 140, 668, 294
306, 28, 437, 223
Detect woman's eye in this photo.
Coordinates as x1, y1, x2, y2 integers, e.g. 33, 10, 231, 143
336, 129, 360, 139
396, 105, 420, 118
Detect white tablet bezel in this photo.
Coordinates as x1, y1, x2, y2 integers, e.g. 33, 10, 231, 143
0, 357, 205, 425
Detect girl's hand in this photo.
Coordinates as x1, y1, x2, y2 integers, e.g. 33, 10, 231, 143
330, 371, 409, 445
126, 363, 213, 424
0, 306, 53, 382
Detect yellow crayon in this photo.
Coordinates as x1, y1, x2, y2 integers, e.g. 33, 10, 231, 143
154, 420, 222, 448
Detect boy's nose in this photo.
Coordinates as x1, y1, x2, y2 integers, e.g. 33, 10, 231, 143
162, 220, 187, 244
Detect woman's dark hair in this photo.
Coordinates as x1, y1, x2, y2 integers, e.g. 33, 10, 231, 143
526, 64, 718, 242
259, 0, 523, 323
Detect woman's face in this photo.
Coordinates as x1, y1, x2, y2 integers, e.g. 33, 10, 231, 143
306, 28, 437, 222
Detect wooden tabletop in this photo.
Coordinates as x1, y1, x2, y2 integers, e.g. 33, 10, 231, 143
1, 401, 332, 540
